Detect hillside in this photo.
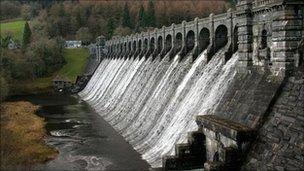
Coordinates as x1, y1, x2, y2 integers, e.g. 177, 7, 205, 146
0, 19, 25, 42
59, 48, 89, 82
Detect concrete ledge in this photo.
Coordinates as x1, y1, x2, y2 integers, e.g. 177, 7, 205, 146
196, 115, 256, 142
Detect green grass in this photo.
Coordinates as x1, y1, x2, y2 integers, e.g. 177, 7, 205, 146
59, 48, 89, 82
0, 20, 25, 42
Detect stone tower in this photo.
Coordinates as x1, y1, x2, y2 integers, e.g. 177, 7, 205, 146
236, 0, 304, 76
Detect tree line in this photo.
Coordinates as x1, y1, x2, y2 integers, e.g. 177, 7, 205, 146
1, 0, 231, 41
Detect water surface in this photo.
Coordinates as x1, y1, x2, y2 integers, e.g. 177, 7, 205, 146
10, 93, 150, 171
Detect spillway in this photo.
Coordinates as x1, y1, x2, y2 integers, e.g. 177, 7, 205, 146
79, 49, 239, 168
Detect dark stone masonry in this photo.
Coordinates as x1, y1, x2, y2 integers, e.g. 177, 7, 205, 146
245, 69, 304, 170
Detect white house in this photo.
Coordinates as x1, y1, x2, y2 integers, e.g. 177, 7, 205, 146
65, 40, 82, 48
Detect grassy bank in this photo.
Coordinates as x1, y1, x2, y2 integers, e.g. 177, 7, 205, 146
60, 48, 89, 82
0, 101, 58, 170
0, 19, 25, 42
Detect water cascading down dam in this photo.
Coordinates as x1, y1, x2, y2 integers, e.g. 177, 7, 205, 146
79, 0, 304, 170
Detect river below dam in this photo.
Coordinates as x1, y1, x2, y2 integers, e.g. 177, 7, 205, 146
9, 93, 150, 171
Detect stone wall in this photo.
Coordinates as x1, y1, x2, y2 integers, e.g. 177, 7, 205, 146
214, 67, 283, 128
244, 69, 304, 170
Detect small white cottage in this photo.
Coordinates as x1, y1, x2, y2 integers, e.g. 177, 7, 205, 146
65, 40, 82, 48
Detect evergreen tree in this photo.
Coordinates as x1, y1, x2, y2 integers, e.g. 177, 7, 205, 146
145, 0, 156, 27
137, 5, 145, 29
22, 21, 31, 49
106, 17, 115, 39
122, 2, 133, 28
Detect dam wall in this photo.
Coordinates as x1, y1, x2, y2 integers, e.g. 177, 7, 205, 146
79, 0, 303, 170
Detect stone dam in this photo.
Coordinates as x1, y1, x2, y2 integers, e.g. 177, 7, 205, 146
79, 0, 304, 170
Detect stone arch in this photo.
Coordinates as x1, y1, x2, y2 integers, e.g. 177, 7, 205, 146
130, 40, 136, 57
157, 36, 163, 54
213, 151, 219, 162
125, 41, 131, 58
128, 41, 132, 52
175, 32, 183, 53
132, 40, 137, 54
259, 29, 271, 64
199, 28, 210, 53
144, 38, 149, 52
186, 30, 195, 54
120, 43, 124, 57
155, 36, 163, 57
138, 39, 142, 52
111, 44, 114, 55
165, 34, 172, 54
260, 29, 268, 50
215, 25, 228, 52
233, 26, 238, 53
150, 37, 155, 53
114, 44, 119, 58
132, 40, 136, 52
124, 42, 127, 53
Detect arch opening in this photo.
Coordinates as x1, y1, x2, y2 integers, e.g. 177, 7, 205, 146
165, 34, 172, 54
135, 40, 142, 57
199, 28, 210, 53
258, 29, 271, 65
125, 42, 131, 58
129, 41, 136, 58
124, 42, 127, 53
150, 37, 155, 52
128, 42, 131, 52
157, 36, 163, 54
132, 41, 136, 53
111, 45, 114, 54
233, 26, 238, 53
186, 30, 195, 54
215, 25, 228, 52
115, 44, 121, 58
213, 152, 219, 162
144, 38, 148, 52
260, 29, 268, 50
175, 32, 183, 53
119, 43, 123, 57
138, 40, 142, 53
113, 44, 120, 59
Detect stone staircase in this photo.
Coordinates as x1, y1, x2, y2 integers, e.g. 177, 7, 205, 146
162, 131, 206, 170
162, 115, 256, 171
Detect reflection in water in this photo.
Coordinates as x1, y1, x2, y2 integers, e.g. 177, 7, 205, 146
69, 155, 112, 171
9, 94, 149, 171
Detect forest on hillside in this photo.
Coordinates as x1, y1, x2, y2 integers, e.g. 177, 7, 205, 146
1, 0, 233, 41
